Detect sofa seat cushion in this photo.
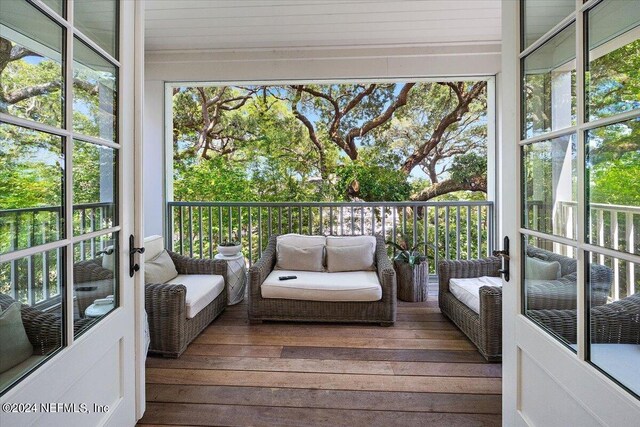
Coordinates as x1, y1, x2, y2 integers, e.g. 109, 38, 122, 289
449, 276, 503, 314
261, 270, 382, 302
166, 274, 225, 318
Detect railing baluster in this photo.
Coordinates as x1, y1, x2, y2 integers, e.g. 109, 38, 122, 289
477, 205, 482, 259
208, 206, 213, 258
228, 206, 233, 242
179, 206, 184, 255
319, 206, 323, 235
611, 210, 619, 300
445, 206, 450, 260
288, 206, 292, 234
360, 206, 365, 235
392, 207, 397, 242
434, 207, 440, 270
198, 206, 203, 259
626, 212, 634, 296
350, 206, 355, 235
329, 206, 334, 235
248, 206, 253, 265
381, 206, 386, 240
402, 207, 407, 237
466, 206, 472, 260
372, 206, 377, 236
258, 207, 263, 257
188, 206, 194, 257
278, 207, 282, 235
268, 207, 272, 238
309, 207, 313, 235
218, 206, 223, 247
340, 206, 344, 235
456, 206, 461, 260
412, 207, 417, 249
298, 206, 302, 234
597, 208, 605, 265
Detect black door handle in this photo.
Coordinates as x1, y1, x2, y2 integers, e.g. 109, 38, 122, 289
129, 234, 145, 277
492, 236, 510, 282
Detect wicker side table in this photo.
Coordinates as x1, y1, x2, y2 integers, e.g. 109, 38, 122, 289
394, 261, 429, 302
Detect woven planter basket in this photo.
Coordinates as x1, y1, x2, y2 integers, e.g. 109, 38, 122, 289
394, 260, 429, 302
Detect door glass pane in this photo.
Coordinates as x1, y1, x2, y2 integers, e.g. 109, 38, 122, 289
74, 0, 118, 59
0, 123, 64, 254
41, 0, 64, 16
73, 140, 116, 236
586, 0, 640, 121
73, 233, 117, 336
587, 250, 639, 397
586, 118, 640, 254
73, 38, 117, 143
522, 0, 575, 50
0, 0, 64, 127
523, 235, 577, 350
522, 23, 576, 139
0, 247, 64, 394
522, 134, 577, 239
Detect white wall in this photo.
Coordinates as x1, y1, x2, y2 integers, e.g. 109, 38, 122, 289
143, 43, 501, 237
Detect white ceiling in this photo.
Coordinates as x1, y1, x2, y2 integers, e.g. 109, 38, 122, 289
144, 0, 502, 52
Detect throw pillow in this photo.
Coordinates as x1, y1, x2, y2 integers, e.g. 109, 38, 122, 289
526, 256, 561, 280
275, 243, 325, 272
326, 244, 376, 272
276, 234, 326, 252
144, 249, 179, 284
0, 302, 34, 373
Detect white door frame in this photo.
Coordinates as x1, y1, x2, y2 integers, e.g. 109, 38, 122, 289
0, 1, 144, 425
500, 0, 640, 425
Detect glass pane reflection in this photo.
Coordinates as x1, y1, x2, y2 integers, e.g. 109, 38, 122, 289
588, 251, 639, 397
73, 38, 117, 143
522, 23, 576, 139
73, 233, 118, 337
0, 0, 64, 127
522, 134, 577, 239
0, 247, 64, 393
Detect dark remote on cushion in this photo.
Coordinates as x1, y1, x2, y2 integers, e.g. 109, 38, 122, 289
279, 276, 297, 280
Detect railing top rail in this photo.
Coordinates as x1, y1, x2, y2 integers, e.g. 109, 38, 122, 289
168, 200, 494, 208
0, 202, 113, 216
557, 200, 640, 214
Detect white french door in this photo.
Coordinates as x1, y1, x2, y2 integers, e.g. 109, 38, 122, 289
0, 1, 142, 426
501, 0, 640, 425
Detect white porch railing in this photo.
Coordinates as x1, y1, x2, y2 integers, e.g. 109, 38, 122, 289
167, 201, 495, 273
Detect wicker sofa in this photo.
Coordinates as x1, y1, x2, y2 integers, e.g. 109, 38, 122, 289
248, 234, 397, 325
438, 246, 613, 361
144, 235, 228, 358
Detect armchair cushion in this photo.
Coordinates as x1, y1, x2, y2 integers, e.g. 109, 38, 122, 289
261, 270, 382, 302
145, 250, 179, 284
276, 234, 326, 251
166, 274, 224, 318
0, 302, 33, 373
449, 276, 503, 314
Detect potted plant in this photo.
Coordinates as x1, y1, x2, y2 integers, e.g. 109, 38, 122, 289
217, 234, 242, 257
386, 234, 433, 302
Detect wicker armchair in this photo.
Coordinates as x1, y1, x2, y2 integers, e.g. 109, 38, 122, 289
247, 235, 397, 325
145, 250, 227, 358
439, 249, 614, 362
73, 257, 114, 317
528, 293, 640, 345
438, 257, 503, 362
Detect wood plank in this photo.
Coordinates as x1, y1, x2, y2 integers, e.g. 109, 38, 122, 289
146, 385, 503, 414
193, 334, 475, 350
397, 312, 449, 322
201, 324, 466, 340
145, 356, 501, 377
146, 368, 502, 394
180, 344, 283, 358
280, 346, 488, 363
139, 402, 502, 427
209, 318, 459, 330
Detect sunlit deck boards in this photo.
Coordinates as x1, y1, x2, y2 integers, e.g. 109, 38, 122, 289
139, 293, 502, 427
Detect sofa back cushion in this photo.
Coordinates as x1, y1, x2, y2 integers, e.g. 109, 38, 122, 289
525, 256, 561, 280
145, 249, 179, 284
0, 302, 33, 373
276, 243, 325, 272
276, 234, 326, 251
144, 235, 165, 260
326, 244, 376, 272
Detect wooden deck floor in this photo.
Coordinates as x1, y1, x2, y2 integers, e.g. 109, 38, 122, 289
139, 294, 502, 427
